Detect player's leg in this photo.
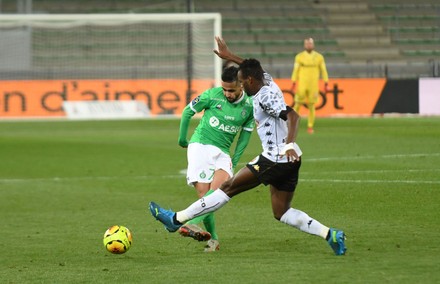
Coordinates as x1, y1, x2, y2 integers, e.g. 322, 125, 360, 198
194, 182, 210, 198
179, 182, 219, 246
176, 166, 260, 223
306, 85, 319, 133
186, 181, 210, 223
181, 144, 232, 241
269, 161, 346, 255
178, 143, 216, 241
183, 169, 232, 251
187, 151, 233, 242
211, 169, 231, 192
307, 103, 315, 133
307, 102, 315, 129
274, 187, 347, 255
149, 165, 260, 232
202, 169, 231, 241
293, 85, 306, 114
179, 182, 212, 242
271, 186, 329, 237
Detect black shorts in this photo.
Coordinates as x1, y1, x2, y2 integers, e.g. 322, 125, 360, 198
246, 154, 301, 192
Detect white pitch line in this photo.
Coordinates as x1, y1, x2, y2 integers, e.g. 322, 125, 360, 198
300, 168, 440, 175
305, 152, 440, 162
1, 153, 439, 184
0, 175, 181, 183
301, 178, 440, 184
1, 175, 439, 185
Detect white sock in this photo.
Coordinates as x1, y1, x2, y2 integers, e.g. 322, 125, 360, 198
176, 189, 230, 223
280, 208, 329, 239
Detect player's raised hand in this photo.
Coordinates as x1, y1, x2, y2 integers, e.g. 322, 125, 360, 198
213, 36, 244, 65
213, 36, 232, 60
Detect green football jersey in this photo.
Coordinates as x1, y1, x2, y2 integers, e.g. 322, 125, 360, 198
189, 87, 254, 154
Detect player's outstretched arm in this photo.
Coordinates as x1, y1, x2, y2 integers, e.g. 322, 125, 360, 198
284, 108, 301, 162
213, 36, 244, 65
178, 105, 195, 148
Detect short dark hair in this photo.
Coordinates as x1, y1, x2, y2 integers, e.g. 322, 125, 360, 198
238, 58, 264, 81
221, 66, 239, 83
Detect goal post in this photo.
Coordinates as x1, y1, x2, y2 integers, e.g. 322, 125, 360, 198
0, 13, 222, 85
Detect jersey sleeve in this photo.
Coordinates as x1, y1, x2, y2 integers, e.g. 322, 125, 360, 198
258, 85, 287, 118
178, 105, 195, 147
319, 54, 329, 82
243, 109, 255, 132
291, 53, 301, 82
189, 88, 212, 113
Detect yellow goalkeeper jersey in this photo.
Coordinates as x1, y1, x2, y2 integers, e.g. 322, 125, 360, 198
291, 50, 328, 85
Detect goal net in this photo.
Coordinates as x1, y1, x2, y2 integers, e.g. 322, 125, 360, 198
0, 13, 222, 85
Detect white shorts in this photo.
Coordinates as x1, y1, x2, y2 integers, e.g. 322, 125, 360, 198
186, 142, 233, 186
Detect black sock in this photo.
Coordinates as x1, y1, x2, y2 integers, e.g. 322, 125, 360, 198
173, 214, 182, 225
325, 230, 331, 241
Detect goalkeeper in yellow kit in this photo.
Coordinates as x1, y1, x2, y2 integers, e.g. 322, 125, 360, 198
290, 38, 329, 134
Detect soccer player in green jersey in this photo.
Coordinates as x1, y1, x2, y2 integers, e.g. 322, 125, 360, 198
177, 66, 254, 252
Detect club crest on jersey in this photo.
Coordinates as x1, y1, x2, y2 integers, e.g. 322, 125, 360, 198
191, 96, 201, 106
241, 109, 247, 118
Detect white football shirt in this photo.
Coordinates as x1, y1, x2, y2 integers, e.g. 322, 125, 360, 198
252, 73, 302, 163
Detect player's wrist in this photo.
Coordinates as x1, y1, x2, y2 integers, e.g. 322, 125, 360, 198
281, 142, 295, 154
178, 138, 188, 147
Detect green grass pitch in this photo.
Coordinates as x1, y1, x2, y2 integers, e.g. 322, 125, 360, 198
1, 117, 439, 283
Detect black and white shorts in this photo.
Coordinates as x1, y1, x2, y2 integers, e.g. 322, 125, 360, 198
246, 154, 301, 192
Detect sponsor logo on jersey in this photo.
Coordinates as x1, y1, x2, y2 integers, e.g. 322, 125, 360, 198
218, 124, 241, 134
224, 115, 235, 120
209, 116, 241, 134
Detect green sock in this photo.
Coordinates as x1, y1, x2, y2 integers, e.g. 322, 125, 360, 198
187, 214, 207, 225
203, 212, 218, 240
187, 189, 218, 240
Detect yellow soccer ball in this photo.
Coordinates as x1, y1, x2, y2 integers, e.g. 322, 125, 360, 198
103, 225, 132, 254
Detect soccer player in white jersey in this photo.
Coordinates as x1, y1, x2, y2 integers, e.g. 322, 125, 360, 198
177, 66, 254, 252
149, 37, 347, 255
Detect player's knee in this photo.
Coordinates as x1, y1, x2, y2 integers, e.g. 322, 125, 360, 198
219, 178, 233, 196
